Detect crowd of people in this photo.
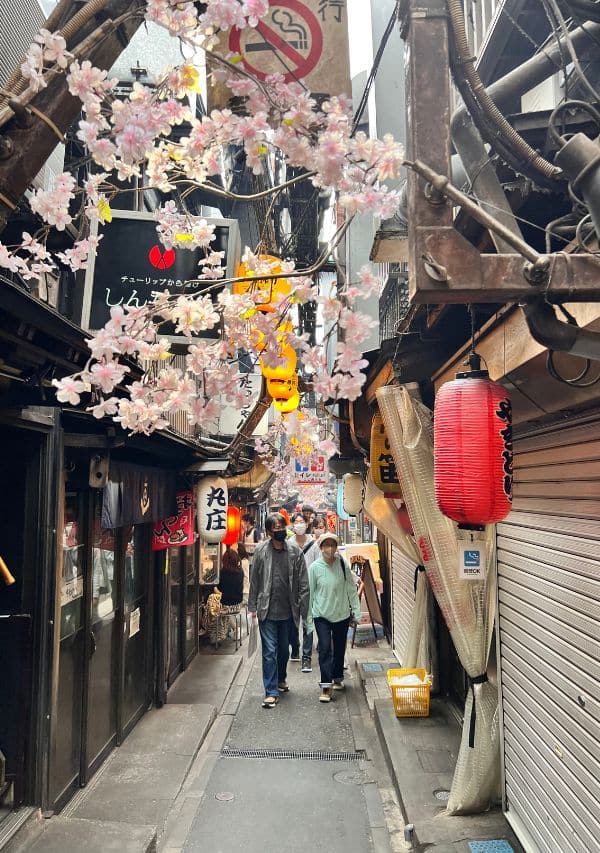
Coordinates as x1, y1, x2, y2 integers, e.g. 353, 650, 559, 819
205, 504, 361, 707
241, 506, 361, 708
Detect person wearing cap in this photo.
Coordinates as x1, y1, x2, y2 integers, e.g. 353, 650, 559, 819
306, 533, 362, 703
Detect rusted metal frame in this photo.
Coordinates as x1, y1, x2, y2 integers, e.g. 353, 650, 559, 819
411, 227, 600, 303
403, 0, 600, 305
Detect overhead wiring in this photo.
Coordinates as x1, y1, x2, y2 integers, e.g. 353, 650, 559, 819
352, 1, 400, 135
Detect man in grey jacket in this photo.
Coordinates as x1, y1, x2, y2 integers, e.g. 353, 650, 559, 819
248, 513, 309, 708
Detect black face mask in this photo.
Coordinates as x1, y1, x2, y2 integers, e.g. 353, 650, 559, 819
272, 529, 287, 542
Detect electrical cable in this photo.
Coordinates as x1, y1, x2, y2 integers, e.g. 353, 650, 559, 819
352, 1, 400, 135
541, 0, 600, 102
447, 0, 561, 184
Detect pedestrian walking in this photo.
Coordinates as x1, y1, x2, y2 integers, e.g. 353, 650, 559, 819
288, 513, 321, 670
248, 513, 309, 709
240, 514, 261, 556
306, 533, 362, 704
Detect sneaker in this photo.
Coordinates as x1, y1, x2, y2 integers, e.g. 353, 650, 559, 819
290, 653, 300, 662
278, 681, 290, 692
332, 680, 345, 691
301, 657, 312, 673
262, 696, 278, 709
319, 688, 332, 703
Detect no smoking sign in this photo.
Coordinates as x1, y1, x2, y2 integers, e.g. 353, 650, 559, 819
230, 0, 324, 83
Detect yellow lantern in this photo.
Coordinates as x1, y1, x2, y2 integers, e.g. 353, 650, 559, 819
252, 321, 293, 353
234, 254, 291, 312
260, 343, 297, 381
274, 391, 300, 413
370, 412, 403, 497
267, 375, 298, 401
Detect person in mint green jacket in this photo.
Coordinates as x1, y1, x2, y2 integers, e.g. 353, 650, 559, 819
306, 533, 361, 703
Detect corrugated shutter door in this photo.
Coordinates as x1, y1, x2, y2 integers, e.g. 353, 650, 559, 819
391, 544, 416, 664
497, 419, 600, 853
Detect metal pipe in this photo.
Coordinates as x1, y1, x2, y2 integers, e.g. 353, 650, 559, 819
522, 298, 600, 360
409, 159, 545, 264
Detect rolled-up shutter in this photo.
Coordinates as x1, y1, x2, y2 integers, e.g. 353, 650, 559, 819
391, 544, 416, 663
497, 418, 600, 853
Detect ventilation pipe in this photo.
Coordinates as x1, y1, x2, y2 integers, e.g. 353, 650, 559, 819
446, 21, 600, 360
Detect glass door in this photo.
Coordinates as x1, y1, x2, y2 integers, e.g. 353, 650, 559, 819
167, 547, 183, 686
86, 492, 118, 776
52, 490, 86, 810
183, 544, 198, 666
121, 525, 152, 736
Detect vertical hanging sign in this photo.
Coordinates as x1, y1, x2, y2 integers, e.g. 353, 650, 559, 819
152, 490, 195, 551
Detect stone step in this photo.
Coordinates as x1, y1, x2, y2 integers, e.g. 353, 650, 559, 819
10, 817, 156, 853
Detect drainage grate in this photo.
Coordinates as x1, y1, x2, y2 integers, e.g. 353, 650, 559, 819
221, 747, 366, 762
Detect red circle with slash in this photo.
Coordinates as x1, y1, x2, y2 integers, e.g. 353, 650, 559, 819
229, 0, 324, 83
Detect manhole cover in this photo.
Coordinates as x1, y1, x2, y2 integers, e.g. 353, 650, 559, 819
215, 791, 235, 802
468, 843, 515, 853
433, 789, 450, 802
333, 769, 374, 786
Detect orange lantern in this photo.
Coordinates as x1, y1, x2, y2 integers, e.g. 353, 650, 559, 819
233, 254, 291, 312
274, 390, 300, 413
267, 375, 298, 401
260, 343, 297, 381
222, 506, 241, 546
252, 321, 293, 353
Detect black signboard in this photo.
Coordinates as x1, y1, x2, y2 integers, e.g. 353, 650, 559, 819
82, 211, 239, 331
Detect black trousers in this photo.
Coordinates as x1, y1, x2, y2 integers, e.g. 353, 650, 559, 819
314, 617, 350, 686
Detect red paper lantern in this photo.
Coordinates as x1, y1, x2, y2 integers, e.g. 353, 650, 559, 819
434, 360, 512, 527
222, 506, 241, 546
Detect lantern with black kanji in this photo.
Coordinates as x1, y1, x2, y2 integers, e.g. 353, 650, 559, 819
434, 355, 512, 527
370, 411, 403, 498
222, 506, 241, 546
196, 476, 228, 543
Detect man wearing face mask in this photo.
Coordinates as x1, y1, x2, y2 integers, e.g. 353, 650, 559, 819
248, 513, 309, 709
288, 513, 320, 670
306, 534, 362, 703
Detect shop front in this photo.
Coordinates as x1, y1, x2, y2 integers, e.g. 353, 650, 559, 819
50, 455, 166, 811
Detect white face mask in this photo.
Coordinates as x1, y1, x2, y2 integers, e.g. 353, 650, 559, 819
293, 522, 307, 535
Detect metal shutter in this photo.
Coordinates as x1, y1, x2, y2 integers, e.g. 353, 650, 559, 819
391, 544, 416, 664
497, 419, 600, 853
0, 0, 44, 87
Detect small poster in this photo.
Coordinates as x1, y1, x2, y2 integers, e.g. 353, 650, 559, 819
458, 544, 487, 580
129, 607, 141, 637
61, 576, 83, 607
152, 491, 195, 551
292, 455, 327, 484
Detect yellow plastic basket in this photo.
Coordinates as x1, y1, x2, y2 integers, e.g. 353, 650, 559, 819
387, 668, 432, 718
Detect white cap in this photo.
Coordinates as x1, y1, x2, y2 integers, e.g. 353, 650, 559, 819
318, 533, 339, 547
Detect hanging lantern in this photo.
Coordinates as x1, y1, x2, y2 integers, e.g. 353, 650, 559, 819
267, 375, 298, 401
434, 354, 512, 527
337, 482, 349, 521
196, 476, 228, 543
222, 506, 241, 546
274, 391, 300, 414
343, 472, 364, 516
233, 254, 291, 312
260, 343, 297, 381
370, 411, 403, 498
252, 321, 293, 353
